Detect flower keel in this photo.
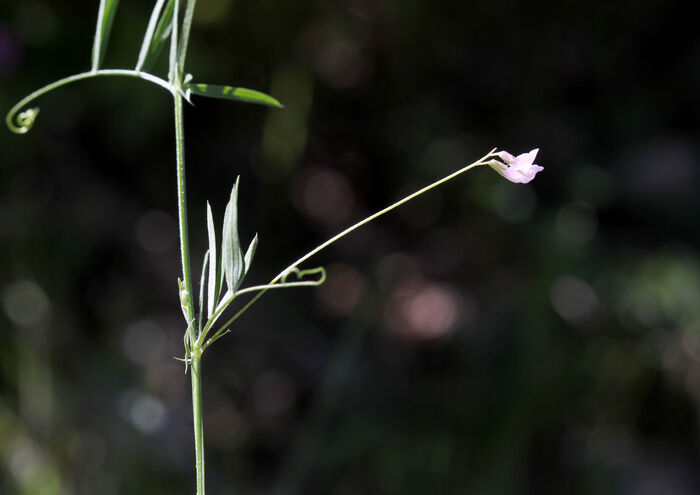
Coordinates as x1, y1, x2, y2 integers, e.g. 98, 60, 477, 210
489, 148, 543, 184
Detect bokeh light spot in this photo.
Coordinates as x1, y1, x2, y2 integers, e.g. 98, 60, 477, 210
550, 276, 599, 324
206, 404, 249, 450
384, 278, 461, 341
295, 168, 355, 227
556, 202, 598, 243
136, 209, 177, 254
10, 439, 43, 483
0, 22, 22, 79
2, 279, 50, 327
315, 39, 368, 89
122, 319, 167, 366
120, 390, 167, 434
315, 263, 365, 316
12, 2, 59, 46
492, 183, 537, 223
251, 370, 296, 417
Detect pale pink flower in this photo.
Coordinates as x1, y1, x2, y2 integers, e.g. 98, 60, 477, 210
489, 148, 543, 184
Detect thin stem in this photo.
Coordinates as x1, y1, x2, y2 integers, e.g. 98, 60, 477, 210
190, 352, 205, 495
169, 7, 206, 492
281, 151, 495, 272
203, 148, 498, 346
236, 279, 326, 297
174, 91, 204, 494
6, 70, 178, 134
174, 94, 196, 325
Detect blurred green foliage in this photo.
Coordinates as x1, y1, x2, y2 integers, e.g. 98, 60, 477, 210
1, 0, 699, 493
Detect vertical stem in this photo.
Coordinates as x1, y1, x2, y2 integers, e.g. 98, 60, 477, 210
174, 94, 195, 324
174, 92, 204, 494
172, 3, 205, 492
191, 352, 206, 495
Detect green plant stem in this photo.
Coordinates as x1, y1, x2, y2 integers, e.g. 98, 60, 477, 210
174, 91, 204, 494
174, 94, 195, 325
170, 2, 206, 493
190, 351, 206, 495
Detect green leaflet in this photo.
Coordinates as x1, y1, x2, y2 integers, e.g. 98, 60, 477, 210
136, 0, 175, 73
206, 202, 219, 317
243, 234, 258, 277
177, 0, 197, 78
91, 0, 120, 71
168, 0, 180, 83
221, 178, 244, 294
181, 320, 194, 374
198, 250, 209, 334
187, 83, 284, 108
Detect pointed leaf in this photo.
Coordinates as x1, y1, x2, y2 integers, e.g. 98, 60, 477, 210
198, 250, 209, 334
182, 320, 194, 374
136, 0, 175, 72
92, 0, 120, 71
168, 0, 180, 83
243, 234, 258, 277
206, 202, 219, 317
221, 177, 244, 293
187, 83, 284, 109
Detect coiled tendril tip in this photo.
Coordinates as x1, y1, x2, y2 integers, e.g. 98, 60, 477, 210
7, 107, 39, 135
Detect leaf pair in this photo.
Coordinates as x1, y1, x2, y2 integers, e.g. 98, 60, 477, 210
90, 0, 284, 109
222, 178, 258, 295
92, 0, 174, 73
136, 0, 176, 73
200, 178, 258, 325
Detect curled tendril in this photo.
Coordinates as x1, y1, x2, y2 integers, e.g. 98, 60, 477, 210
281, 266, 327, 285
6, 69, 182, 135
7, 107, 40, 134
199, 266, 327, 350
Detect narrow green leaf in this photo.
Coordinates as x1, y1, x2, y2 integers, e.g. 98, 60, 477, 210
183, 325, 191, 357
243, 234, 258, 277
187, 83, 284, 108
221, 177, 244, 294
177, 0, 197, 79
168, 0, 180, 83
177, 277, 190, 323
198, 250, 209, 335
182, 320, 194, 374
136, 0, 175, 72
206, 202, 219, 317
92, 0, 120, 71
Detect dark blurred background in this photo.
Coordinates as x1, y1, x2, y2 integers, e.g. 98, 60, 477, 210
1, 0, 699, 493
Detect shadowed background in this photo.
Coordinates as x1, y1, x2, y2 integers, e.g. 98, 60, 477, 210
1, 0, 699, 493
